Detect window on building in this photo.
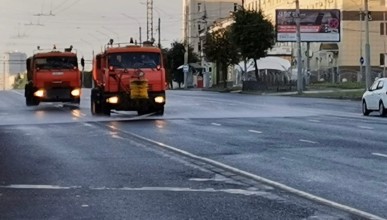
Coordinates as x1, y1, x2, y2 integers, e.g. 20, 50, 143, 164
197, 3, 202, 12
198, 24, 201, 32
198, 42, 202, 53
380, 23, 385, 35
209, 67, 212, 73
380, 53, 385, 66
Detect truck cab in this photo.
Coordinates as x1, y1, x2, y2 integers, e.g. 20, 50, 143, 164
25, 47, 82, 106
91, 41, 166, 116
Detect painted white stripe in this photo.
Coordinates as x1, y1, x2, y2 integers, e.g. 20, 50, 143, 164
0, 184, 267, 197
248, 129, 262, 134
372, 153, 387, 158
102, 125, 385, 220
0, 184, 79, 190
308, 119, 321, 123
90, 186, 267, 196
211, 123, 221, 126
358, 125, 373, 130
299, 139, 318, 144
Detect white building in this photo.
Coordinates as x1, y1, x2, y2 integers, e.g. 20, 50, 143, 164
1, 51, 27, 90
183, 0, 240, 87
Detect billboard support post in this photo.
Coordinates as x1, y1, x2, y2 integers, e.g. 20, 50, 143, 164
295, 0, 303, 94
365, 0, 371, 89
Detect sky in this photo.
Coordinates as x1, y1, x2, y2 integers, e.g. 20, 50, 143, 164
0, 0, 183, 67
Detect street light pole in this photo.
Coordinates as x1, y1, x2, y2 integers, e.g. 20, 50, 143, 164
295, 0, 303, 94
3, 60, 5, 90
365, 0, 371, 89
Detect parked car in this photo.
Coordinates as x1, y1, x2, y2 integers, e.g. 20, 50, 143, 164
362, 78, 387, 116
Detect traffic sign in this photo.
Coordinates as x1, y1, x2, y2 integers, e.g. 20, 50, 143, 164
183, 65, 189, 72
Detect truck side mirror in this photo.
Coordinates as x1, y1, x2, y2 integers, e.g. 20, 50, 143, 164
81, 57, 85, 68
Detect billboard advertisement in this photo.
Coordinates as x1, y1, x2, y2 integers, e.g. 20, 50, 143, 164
276, 9, 341, 42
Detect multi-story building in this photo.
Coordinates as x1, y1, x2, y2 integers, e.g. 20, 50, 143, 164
183, 0, 240, 87
1, 51, 27, 90
244, 0, 387, 83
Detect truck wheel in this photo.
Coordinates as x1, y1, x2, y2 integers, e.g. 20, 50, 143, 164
154, 107, 164, 116
91, 89, 103, 115
103, 105, 111, 116
25, 85, 39, 106
91, 97, 102, 115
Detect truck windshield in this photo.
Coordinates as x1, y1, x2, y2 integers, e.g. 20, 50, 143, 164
108, 52, 160, 69
35, 57, 78, 70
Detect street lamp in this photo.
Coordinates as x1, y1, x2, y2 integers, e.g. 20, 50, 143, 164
122, 13, 142, 44
364, 0, 371, 89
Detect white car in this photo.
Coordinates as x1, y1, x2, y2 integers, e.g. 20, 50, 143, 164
362, 78, 387, 116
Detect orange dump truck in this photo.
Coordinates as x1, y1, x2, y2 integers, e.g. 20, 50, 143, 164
25, 47, 82, 106
91, 41, 166, 116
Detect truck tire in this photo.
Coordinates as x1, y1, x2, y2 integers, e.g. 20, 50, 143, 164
25, 84, 39, 106
154, 107, 164, 116
103, 104, 111, 116
91, 88, 103, 115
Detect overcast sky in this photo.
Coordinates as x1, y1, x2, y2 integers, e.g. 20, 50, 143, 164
0, 0, 183, 64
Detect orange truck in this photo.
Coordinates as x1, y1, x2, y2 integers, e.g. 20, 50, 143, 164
91, 40, 166, 116
25, 46, 82, 106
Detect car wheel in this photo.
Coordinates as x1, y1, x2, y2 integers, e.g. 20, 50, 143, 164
379, 101, 386, 116
362, 101, 371, 116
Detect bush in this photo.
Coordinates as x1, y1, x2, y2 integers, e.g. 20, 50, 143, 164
13, 73, 27, 89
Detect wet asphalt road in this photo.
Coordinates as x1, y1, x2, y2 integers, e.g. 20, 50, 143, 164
0, 89, 386, 219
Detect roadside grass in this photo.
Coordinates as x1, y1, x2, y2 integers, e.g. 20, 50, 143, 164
293, 90, 364, 100
307, 81, 365, 90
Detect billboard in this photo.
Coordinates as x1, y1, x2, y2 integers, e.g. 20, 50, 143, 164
276, 9, 341, 42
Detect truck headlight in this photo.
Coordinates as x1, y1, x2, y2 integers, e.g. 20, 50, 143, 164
71, 88, 81, 97
154, 96, 165, 104
107, 96, 119, 104
34, 89, 45, 97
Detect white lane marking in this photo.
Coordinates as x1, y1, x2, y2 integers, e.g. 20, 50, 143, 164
83, 123, 94, 127
91, 186, 267, 196
308, 119, 320, 123
299, 139, 318, 144
211, 123, 221, 126
81, 204, 89, 208
248, 130, 262, 134
372, 153, 387, 158
103, 126, 385, 220
358, 125, 374, 130
0, 185, 79, 190
0, 184, 267, 197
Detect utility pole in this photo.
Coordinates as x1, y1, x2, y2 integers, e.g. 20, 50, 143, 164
183, 0, 189, 89
158, 17, 161, 48
365, 0, 371, 89
3, 60, 6, 90
295, 0, 303, 94
359, 8, 363, 82
201, 3, 208, 88
146, 0, 154, 42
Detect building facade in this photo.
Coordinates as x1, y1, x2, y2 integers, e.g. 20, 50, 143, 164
1, 51, 27, 90
244, 0, 387, 82
183, 0, 240, 87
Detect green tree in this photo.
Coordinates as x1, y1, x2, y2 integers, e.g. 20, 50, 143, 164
165, 41, 199, 88
231, 8, 275, 81
12, 73, 27, 89
203, 28, 240, 88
